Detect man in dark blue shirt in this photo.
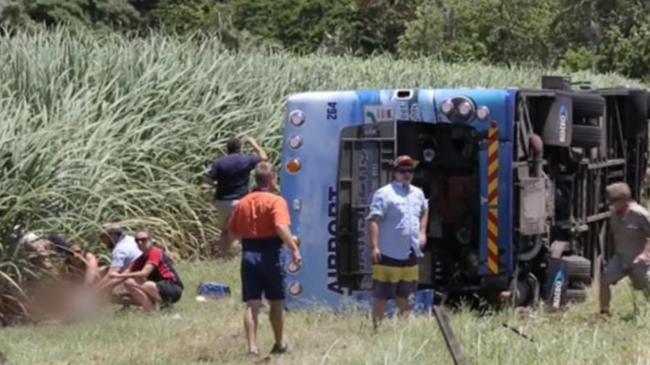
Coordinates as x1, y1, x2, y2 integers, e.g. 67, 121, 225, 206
207, 136, 268, 257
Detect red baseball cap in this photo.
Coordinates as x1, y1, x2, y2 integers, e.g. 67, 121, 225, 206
393, 155, 418, 169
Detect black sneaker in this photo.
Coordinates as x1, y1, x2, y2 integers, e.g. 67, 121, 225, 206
270, 343, 289, 355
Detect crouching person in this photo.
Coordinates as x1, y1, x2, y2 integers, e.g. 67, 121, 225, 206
95, 224, 141, 303
110, 231, 183, 313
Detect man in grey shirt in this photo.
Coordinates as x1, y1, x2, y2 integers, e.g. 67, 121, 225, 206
600, 182, 650, 315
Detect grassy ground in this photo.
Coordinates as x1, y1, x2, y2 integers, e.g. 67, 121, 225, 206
2, 260, 650, 365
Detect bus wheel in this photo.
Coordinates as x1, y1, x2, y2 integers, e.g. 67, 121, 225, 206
563, 255, 592, 285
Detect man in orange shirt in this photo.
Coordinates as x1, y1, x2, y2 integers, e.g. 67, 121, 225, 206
229, 162, 302, 357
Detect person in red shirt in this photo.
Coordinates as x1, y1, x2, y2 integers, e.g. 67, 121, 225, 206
229, 162, 302, 357
109, 231, 184, 313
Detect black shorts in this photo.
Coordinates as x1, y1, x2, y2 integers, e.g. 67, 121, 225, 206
156, 281, 183, 303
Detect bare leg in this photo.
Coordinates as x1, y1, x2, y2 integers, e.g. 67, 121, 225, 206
124, 279, 156, 313
599, 276, 612, 314
395, 296, 411, 318
141, 281, 163, 303
217, 229, 228, 256
372, 299, 387, 329
268, 300, 284, 347
244, 300, 262, 354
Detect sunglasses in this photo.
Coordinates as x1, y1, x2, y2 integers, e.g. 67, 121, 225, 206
135, 237, 149, 243
396, 168, 415, 174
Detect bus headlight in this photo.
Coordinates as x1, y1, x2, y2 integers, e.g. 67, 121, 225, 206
441, 99, 455, 115
476, 106, 490, 120
288, 135, 303, 149
458, 101, 474, 117
289, 110, 305, 126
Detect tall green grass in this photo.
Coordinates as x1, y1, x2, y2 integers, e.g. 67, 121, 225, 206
0, 28, 644, 267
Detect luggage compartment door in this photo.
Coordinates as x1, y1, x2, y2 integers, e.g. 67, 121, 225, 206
336, 122, 396, 290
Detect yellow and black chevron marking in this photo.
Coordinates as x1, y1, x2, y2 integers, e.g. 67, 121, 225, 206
487, 122, 499, 275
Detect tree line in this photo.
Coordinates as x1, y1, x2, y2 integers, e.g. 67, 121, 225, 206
1, 0, 650, 82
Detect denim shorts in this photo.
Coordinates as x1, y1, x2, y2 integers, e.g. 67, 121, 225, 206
603, 254, 650, 290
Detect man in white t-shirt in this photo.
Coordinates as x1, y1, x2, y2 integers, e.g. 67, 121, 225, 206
96, 224, 142, 298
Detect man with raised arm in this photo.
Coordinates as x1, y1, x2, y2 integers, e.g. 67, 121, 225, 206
207, 136, 268, 256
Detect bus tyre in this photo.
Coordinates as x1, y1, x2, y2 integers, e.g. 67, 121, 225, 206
563, 255, 592, 285
566, 288, 587, 303
570, 92, 605, 118
571, 124, 602, 148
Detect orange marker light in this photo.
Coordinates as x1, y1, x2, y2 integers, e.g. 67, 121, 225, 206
286, 159, 301, 174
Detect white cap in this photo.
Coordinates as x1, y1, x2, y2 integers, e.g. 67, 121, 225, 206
19, 232, 40, 246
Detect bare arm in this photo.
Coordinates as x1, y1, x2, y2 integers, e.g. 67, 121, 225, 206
276, 225, 302, 266
204, 175, 218, 187
276, 225, 298, 251
244, 136, 268, 161
205, 159, 219, 188
96, 266, 123, 291
419, 209, 429, 246
368, 219, 380, 251
111, 264, 154, 280
368, 218, 381, 263
84, 253, 99, 286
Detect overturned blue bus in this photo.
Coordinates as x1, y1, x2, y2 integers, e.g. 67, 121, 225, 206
278, 76, 650, 310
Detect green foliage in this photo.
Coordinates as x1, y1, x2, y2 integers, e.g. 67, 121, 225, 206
559, 47, 595, 72
550, 0, 650, 79
2, 0, 650, 80
597, 15, 650, 81
228, 0, 356, 54
141, 0, 222, 33
345, 0, 422, 55
399, 0, 557, 66
0, 0, 141, 30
